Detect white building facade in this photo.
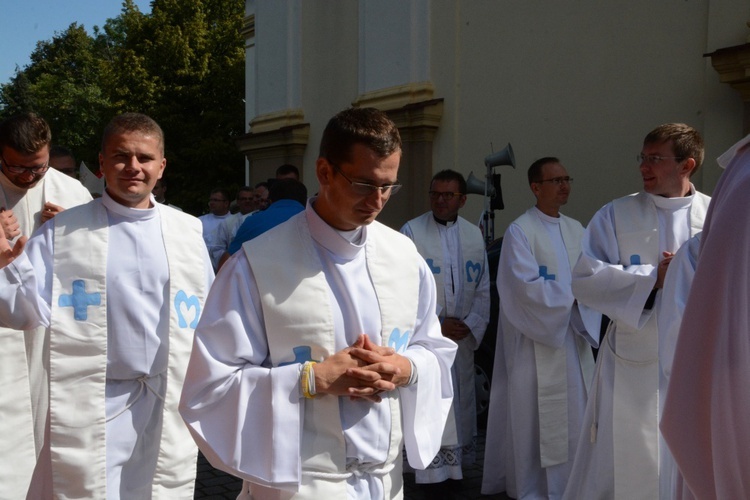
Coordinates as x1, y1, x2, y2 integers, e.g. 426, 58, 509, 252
239, 0, 750, 231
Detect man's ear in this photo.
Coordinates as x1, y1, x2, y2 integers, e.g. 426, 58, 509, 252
316, 157, 333, 186
681, 157, 696, 176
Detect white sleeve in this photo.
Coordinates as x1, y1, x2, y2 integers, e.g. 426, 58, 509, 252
572, 203, 656, 331
497, 223, 575, 349
0, 225, 54, 330
399, 256, 458, 469
179, 251, 304, 490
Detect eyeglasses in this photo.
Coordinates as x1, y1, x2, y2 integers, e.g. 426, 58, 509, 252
637, 154, 685, 165
535, 176, 573, 186
330, 162, 402, 196
428, 191, 464, 201
0, 154, 50, 175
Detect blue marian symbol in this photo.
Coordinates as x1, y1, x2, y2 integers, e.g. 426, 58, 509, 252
388, 328, 411, 353
58, 280, 101, 321
539, 266, 556, 281
174, 290, 201, 329
466, 260, 481, 283
426, 258, 441, 275
630, 255, 641, 265
279, 346, 314, 366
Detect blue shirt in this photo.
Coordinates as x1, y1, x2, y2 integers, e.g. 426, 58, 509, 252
228, 199, 306, 255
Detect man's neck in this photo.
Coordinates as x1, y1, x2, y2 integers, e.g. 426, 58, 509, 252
433, 215, 457, 226
535, 204, 560, 218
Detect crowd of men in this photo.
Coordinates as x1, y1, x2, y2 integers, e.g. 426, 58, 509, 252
0, 107, 746, 499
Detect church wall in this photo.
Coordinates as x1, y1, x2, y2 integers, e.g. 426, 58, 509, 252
243, 0, 749, 232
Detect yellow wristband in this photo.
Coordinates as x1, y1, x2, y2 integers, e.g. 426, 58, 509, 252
301, 361, 317, 399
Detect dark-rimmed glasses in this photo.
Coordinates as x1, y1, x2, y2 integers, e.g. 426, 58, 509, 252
428, 191, 464, 201
0, 154, 50, 175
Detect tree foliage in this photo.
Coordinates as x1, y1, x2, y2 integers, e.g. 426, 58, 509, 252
0, 0, 246, 215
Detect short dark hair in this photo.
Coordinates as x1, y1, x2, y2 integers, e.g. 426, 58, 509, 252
318, 107, 401, 166
528, 157, 560, 185
431, 169, 467, 194
644, 123, 704, 175
237, 186, 254, 195
210, 188, 230, 201
101, 113, 164, 155
269, 179, 308, 206
49, 145, 75, 161
254, 181, 269, 190
275, 164, 300, 179
0, 112, 52, 154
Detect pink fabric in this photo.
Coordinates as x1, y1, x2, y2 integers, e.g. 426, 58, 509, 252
661, 137, 750, 499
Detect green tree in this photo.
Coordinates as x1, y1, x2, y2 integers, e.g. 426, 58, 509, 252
0, 0, 246, 215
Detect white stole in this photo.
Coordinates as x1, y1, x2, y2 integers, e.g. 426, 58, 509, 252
48, 201, 206, 498
0, 169, 92, 497
609, 191, 709, 499
406, 212, 485, 319
245, 215, 418, 498
514, 208, 590, 467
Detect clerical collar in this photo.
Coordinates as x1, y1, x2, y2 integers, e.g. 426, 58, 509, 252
533, 206, 562, 224
646, 184, 695, 210
102, 190, 157, 221
433, 215, 457, 227
306, 197, 365, 260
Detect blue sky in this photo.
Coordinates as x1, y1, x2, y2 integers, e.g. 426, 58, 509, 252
0, 0, 152, 85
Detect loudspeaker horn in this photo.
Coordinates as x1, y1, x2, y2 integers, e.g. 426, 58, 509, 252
484, 143, 516, 169
466, 171, 495, 197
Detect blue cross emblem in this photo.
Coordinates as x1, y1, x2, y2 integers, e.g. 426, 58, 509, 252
426, 258, 441, 274
539, 266, 556, 281
279, 346, 314, 366
58, 280, 101, 321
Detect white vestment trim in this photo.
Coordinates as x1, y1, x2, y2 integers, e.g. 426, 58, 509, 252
402, 212, 488, 456
404, 212, 486, 319
0, 168, 91, 498
574, 190, 709, 500
514, 208, 592, 468
245, 214, 417, 498
48, 201, 207, 498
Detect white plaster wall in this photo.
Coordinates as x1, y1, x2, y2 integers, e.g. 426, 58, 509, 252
247, 0, 749, 230
429, 0, 748, 231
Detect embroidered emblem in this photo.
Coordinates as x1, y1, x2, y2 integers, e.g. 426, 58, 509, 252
426, 258, 441, 274
539, 266, 556, 281
388, 328, 411, 353
630, 255, 641, 265
279, 346, 314, 366
466, 260, 481, 283
58, 280, 101, 321
174, 290, 201, 329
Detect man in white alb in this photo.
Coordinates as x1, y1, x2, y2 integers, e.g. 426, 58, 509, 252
214, 185, 256, 260
498, 157, 595, 499
199, 187, 231, 271
0, 112, 92, 498
563, 123, 710, 500
0, 112, 214, 498
400, 169, 489, 486
179, 107, 457, 499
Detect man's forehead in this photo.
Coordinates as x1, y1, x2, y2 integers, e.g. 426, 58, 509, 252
643, 140, 673, 152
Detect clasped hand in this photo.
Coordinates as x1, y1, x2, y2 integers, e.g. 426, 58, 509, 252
314, 334, 411, 403
0, 216, 26, 269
